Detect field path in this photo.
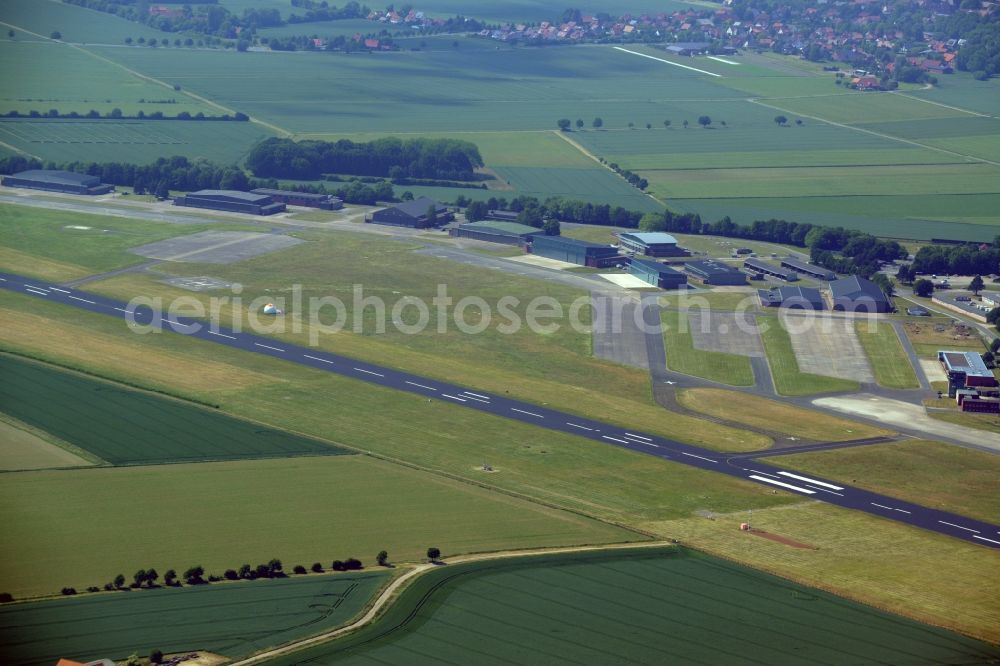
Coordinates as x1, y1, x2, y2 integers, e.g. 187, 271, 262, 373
554, 130, 668, 207
230, 540, 672, 666
0, 18, 292, 138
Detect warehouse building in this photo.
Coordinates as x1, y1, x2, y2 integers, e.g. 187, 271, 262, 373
618, 232, 689, 257
1, 169, 113, 195
939, 350, 999, 399
758, 286, 825, 310
830, 276, 892, 312
173, 190, 286, 215
251, 188, 343, 210
780, 257, 835, 281
685, 259, 747, 286
368, 197, 452, 228
629, 259, 688, 289
450, 220, 537, 245
531, 236, 620, 267
744, 257, 799, 282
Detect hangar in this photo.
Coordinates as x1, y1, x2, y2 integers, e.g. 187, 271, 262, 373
173, 190, 286, 215
368, 197, 452, 228
629, 259, 687, 289
250, 188, 343, 210
685, 260, 747, 286
531, 236, 620, 267
1, 169, 113, 195
780, 258, 835, 281
758, 286, 825, 310
744, 257, 799, 282
830, 276, 892, 312
939, 350, 999, 399
450, 220, 537, 245
618, 232, 689, 257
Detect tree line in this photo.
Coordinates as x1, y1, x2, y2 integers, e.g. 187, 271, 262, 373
2, 109, 248, 122
908, 239, 1000, 276
246, 137, 484, 181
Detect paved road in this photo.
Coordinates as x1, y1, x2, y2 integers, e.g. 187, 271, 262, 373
2, 270, 998, 550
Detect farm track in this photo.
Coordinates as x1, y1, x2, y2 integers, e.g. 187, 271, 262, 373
230, 541, 675, 666
554, 130, 667, 207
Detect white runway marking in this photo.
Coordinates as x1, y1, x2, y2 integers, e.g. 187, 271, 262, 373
778, 471, 844, 491
25, 288, 49, 296
613, 47, 722, 77
707, 55, 740, 65
442, 394, 467, 402
602, 435, 630, 444
208, 330, 237, 340
973, 535, 1000, 545
624, 433, 652, 441
50, 287, 70, 293
112, 307, 131, 313
460, 394, 491, 403
354, 367, 384, 377
69, 295, 96, 304
511, 408, 543, 418
939, 520, 979, 534
749, 475, 816, 494
806, 485, 844, 496
303, 354, 334, 364
405, 380, 437, 391
566, 423, 594, 431
894, 508, 912, 514
871, 503, 894, 510
749, 469, 780, 479
24, 284, 47, 291
255, 343, 286, 352
462, 391, 490, 399
681, 452, 717, 463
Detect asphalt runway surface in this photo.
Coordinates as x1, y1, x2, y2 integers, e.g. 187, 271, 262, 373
2, 270, 998, 550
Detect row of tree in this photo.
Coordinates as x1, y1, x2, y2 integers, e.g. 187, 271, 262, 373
2, 109, 248, 122
246, 137, 484, 181
909, 240, 1000, 277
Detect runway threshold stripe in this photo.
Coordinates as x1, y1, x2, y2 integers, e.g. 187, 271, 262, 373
566, 423, 594, 431
939, 520, 979, 534
68, 295, 96, 304
208, 331, 237, 340
255, 343, 286, 353
973, 535, 1000, 545
602, 435, 629, 444
354, 368, 385, 377
778, 471, 844, 491
807, 485, 844, 496
511, 408, 543, 418
303, 354, 334, 364
749, 475, 816, 494
749, 469, 780, 479
681, 452, 717, 463
405, 380, 436, 391
460, 394, 491, 403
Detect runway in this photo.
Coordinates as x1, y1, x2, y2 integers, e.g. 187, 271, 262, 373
2, 270, 998, 550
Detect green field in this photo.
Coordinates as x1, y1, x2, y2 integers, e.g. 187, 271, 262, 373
0, 118, 273, 164
0, 0, 168, 44
1, 571, 391, 666
265, 547, 1000, 665
0, 454, 635, 599
758, 316, 860, 396
776, 439, 1000, 524
854, 321, 921, 389
660, 309, 755, 389
492, 165, 659, 211
0, 354, 348, 465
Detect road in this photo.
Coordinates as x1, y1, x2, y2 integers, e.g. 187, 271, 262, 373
2, 270, 998, 550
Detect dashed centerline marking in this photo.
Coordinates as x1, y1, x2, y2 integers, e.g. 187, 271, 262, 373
405, 380, 437, 391
511, 408, 544, 418
778, 471, 844, 491
68, 295, 96, 304
624, 433, 652, 441
303, 354, 334, 364
602, 435, 629, 444
973, 535, 1000, 545
871, 503, 894, 510
254, 343, 286, 352
749, 475, 816, 494
208, 330, 237, 340
49, 287, 70, 293
566, 423, 594, 431
25, 288, 49, 296
894, 508, 912, 514
681, 452, 717, 463
939, 520, 979, 534
354, 368, 384, 377
442, 394, 467, 402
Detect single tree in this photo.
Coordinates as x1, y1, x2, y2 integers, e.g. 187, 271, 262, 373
163, 569, 177, 586
61, 587, 77, 595
575, 118, 584, 129
145, 568, 159, 587
592, 117, 603, 129
774, 115, 788, 126
663, 119, 671, 128
183, 566, 205, 585
293, 565, 307, 574
427, 547, 441, 562
345, 558, 363, 570
645, 123, 652, 129
682, 120, 689, 128
913, 278, 934, 298
268, 558, 283, 576
466, 200, 488, 222
50, 31, 62, 40
556, 118, 571, 131
332, 560, 346, 571
113, 574, 126, 589
311, 562, 324, 573
795, 119, 803, 125
376, 550, 389, 566
255, 564, 271, 579
627, 121, 635, 129
542, 218, 560, 235
150, 650, 164, 664
7, 29, 14, 39
970, 275, 984, 296
987, 307, 1000, 326
720, 120, 727, 127
698, 115, 712, 128
124, 37, 133, 45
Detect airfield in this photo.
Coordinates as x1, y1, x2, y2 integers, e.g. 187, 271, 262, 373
1, 0, 1000, 663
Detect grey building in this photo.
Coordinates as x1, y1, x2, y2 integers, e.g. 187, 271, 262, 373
531, 236, 619, 267
629, 259, 688, 289
173, 190, 286, 215
830, 276, 892, 313
618, 232, 689, 257
744, 258, 799, 282
251, 188, 343, 210
369, 197, 452, 228
685, 259, 747, 286
758, 286, 825, 310
1, 169, 113, 195
450, 220, 536, 245
780, 257, 835, 281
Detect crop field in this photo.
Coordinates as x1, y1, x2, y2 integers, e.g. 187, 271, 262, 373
0, 0, 167, 44
0, 353, 349, 465
660, 309, 755, 389
0, 118, 273, 164
758, 316, 859, 396
854, 321, 920, 389
0, 455, 635, 598
0, 41, 213, 118
491, 165, 659, 211
906, 73, 1000, 117
0, 416, 96, 471
266, 547, 1000, 665
1, 571, 392, 666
